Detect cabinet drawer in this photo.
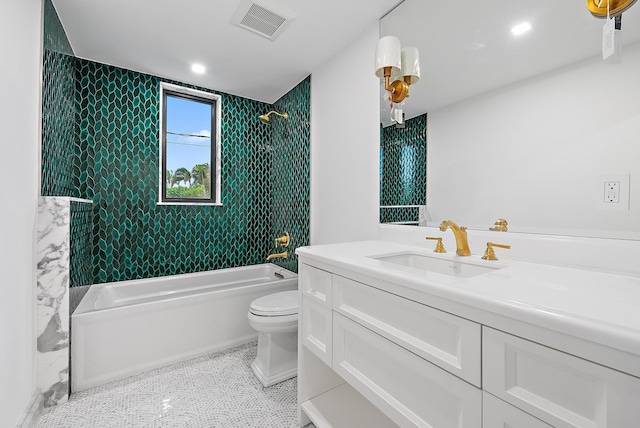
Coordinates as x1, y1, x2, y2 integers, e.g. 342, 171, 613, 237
300, 264, 332, 307
333, 275, 481, 386
483, 327, 640, 428
301, 295, 332, 367
483, 392, 552, 428
333, 313, 481, 428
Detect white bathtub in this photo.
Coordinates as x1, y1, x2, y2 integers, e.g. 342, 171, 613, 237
71, 264, 297, 392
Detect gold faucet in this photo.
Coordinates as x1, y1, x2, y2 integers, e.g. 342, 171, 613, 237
489, 218, 508, 232
267, 251, 288, 261
439, 220, 471, 256
275, 232, 290, 247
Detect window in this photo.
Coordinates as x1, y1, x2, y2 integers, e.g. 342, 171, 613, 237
159, 82, 221, 205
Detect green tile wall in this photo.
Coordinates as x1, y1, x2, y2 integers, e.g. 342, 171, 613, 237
73, 59, 309, 283
41, 1, 310, 284
43, 0, 96, 293
380, 206, 420, 224
270, 77, 311, 273
43, 0, 74, 55
42, 0, 77, 197
70, 201, 93, 287
380, 114, 427, 223
42, 50, 78, 197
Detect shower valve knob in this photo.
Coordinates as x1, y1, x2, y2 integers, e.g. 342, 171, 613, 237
274, 232, 290, 248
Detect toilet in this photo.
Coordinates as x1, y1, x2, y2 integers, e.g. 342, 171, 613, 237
247, 290, 298, 387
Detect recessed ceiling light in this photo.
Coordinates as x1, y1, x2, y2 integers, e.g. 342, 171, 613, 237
511, 22, 531, 36
191, 64, 205, 74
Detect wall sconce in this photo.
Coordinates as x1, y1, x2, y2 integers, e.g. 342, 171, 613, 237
375, 36, 420, 104
586, 0, 636, 18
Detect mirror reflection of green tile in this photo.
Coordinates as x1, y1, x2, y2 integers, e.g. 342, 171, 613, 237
380, 114, 426, 225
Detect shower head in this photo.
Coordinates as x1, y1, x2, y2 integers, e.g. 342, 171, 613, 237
258, 111, 288, 124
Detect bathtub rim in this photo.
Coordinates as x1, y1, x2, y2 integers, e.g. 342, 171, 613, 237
74, 263, 297, 315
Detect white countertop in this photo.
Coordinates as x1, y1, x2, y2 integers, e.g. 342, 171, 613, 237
296, 240, 640, 368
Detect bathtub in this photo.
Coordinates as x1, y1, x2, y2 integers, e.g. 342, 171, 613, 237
71, 264, 297, 392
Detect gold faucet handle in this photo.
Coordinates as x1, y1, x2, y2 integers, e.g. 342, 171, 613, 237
481, 242, 511, 260
275, 231, 290, 248
489, 218, 509, 232
425, 237, 446, 253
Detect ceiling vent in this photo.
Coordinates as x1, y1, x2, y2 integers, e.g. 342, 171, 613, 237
231, 0, 295, 41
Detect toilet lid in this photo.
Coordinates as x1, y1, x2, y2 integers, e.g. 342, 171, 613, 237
250, 290, 298, 316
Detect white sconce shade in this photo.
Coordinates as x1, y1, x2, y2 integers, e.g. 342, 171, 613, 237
400, 47, 420, 84
375, 36, 402, 78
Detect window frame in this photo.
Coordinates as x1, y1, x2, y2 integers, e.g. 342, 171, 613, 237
158, 82, 222, 206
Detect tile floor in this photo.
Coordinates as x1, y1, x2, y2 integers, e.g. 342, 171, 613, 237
38, 341, 310, 427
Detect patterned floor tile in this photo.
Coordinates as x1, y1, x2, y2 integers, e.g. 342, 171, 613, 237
38, 342, 311, 428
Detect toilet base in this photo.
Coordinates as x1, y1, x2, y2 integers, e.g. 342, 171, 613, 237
251, 330, 298, 387
251, 360, 297, 388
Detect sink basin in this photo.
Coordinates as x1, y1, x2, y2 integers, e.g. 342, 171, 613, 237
371, 252, 501, 278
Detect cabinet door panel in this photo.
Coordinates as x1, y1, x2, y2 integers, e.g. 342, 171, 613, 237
333, 313, 481, 428
483, 327, 640, 428
299, 264, 332, 307
334, 275, 481, 386
301, 295, 332, 366
483, 392, 552, 428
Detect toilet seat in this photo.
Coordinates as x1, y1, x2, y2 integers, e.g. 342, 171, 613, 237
249, 290, 298, 316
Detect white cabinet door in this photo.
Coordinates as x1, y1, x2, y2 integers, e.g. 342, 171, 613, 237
483, 327, 640, 428
301, 295, 332, 367
333, 275, 481, 386
299, 263, 332, 307
333, 313, 481, 428
483, 392, 552, 428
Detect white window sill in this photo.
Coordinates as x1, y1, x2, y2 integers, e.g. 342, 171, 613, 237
157, 201, 223, 207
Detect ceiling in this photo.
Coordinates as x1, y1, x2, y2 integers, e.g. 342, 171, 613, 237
52, 0, 402, 104
381, 0, 640, 120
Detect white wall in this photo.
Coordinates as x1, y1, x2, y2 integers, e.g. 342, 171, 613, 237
427, 43, 640, 239
0, 0, 42, 424
310, 24, 381, 245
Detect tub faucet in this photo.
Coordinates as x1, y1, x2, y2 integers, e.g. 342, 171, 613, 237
439, 220, 471, 256
267, 251, 288, 261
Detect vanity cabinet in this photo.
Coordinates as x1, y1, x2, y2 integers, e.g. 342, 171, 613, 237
297, 260, 640, 428
299, 262, 482, 428
300, 265, 333, 365
483, 327, 640, 428
333, 312, 481, 428
333, 275, 481, 386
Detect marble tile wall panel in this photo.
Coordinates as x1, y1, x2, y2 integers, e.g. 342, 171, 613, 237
37, 197, 71, 407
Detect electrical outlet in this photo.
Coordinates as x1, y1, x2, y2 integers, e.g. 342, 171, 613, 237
604, 181, 620, 203
597, 174, 630, 211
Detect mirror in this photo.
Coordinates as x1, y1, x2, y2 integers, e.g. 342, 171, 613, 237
380, 0, 640, 239
380, 114, 427, 226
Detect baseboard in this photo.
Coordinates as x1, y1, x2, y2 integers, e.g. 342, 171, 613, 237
15, 391, 43, 428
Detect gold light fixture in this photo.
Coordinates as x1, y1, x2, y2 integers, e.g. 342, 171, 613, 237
587, 0, 637, 18
258, 110, 288, 124
375, 36, 420, 104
